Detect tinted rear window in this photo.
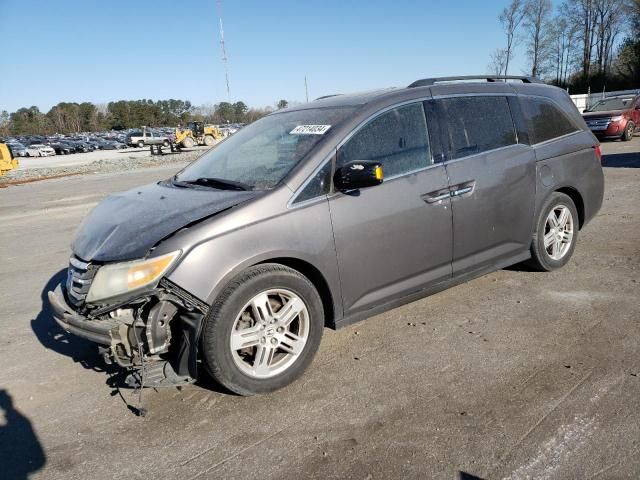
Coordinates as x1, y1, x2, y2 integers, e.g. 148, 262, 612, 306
436, 96, 516, 160
519, 97, 578, 144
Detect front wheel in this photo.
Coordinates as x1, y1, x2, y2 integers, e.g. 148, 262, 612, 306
201, 264, 324, 395
622, 122, 635, 141
137, 140, 144, 148
526, 192, 578, 271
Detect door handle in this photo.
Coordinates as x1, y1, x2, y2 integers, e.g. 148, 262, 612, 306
422, 190, 451, 204
451, 186, 473, 197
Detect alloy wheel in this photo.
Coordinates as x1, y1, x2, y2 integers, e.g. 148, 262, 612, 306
230, 289, 309, 379
543, 204, 574, 260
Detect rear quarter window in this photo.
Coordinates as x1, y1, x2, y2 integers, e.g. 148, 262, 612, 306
519, 97, 579, 144
436, 96, 516, 160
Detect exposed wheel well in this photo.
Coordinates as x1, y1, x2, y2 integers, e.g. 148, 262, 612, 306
256, 258, 336, 329
555, 187, 585, 228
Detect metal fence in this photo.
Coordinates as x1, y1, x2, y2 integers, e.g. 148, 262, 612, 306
570, 88, 640, 111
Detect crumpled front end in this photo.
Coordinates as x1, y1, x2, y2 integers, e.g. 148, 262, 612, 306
48, 257, 208, 388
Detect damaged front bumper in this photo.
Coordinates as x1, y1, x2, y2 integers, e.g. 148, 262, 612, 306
49, 284, 115, 345
48, 280, 207, 387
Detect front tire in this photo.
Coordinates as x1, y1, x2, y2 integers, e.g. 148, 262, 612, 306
622, 122, 635, 141
181, 136, 195, 148
203, 134, 215, 146
137, 140, 144, 148
201, 264, 324, 396
526, 192, 578, 271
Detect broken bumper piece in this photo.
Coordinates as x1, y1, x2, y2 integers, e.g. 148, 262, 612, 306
48, 284, 116, 345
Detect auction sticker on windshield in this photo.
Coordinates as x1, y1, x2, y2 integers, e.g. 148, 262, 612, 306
290, 125, 332, 135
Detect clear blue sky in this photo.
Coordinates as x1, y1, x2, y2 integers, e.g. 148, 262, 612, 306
0, 0, 530, 112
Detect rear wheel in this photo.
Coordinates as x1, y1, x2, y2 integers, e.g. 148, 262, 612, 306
137, 140, 144, 148
622, 122, 635, 141
203, 134, 215, 146
201, 264, 324, 396
163, 140, 170, 147
526, 192, 578, 271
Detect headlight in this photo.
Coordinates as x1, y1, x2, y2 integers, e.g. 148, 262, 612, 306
610, 115, 623, 122
86, 251, 180, 303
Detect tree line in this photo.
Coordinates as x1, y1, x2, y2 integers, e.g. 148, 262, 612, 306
0, 98, 290, 136
490, 0, 640, 92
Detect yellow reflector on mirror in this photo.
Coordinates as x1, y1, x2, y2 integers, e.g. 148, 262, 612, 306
375, 165, 383, 181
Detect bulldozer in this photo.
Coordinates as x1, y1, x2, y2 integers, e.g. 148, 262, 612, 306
175, 122, 223, 148
0, 143, 19, 177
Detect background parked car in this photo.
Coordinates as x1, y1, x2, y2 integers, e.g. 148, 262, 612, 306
582, 94, 640, 141
47, 141, 73, 155
25, 144, 56, 157
6, 141, 27, 157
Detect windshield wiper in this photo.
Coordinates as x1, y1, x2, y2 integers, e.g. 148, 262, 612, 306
173, 176, 252, 191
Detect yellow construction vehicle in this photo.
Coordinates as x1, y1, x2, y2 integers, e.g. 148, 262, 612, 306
0, 143, 19, 177
175, 122, 223, 148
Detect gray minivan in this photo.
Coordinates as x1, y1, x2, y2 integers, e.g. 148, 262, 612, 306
49, 76, 604, 396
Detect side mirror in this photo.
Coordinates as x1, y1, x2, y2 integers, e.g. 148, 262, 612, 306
583, 109, 589, 113
334, 160, 383, 191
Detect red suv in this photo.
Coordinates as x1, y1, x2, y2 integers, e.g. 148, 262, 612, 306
582, 94, 640, 141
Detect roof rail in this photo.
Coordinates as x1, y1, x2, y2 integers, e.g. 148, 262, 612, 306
408, 76, 544, 88
314, 94, 343, 101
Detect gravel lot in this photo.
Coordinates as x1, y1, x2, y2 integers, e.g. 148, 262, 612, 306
0, 137, 638, 479
1, 146, 211, 185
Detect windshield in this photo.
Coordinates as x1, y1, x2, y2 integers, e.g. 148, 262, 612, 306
174, 107, 355, 190
586, 97, 634, 112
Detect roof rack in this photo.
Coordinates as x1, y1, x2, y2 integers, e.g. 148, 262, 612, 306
314, 94, 343, 100
408, 76, 544, 88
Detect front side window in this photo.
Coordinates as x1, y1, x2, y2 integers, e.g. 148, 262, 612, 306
337, 103, 431, 178
175, 107, 354, 190
293, 160, 333, 204
520, 97, 579, 144
436, 96, 516, 160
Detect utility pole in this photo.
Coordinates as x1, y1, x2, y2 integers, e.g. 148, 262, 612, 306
305, 76, 309, 103
216, 0, 230, 100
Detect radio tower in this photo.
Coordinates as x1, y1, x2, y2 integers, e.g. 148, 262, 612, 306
216, 0, 230, 100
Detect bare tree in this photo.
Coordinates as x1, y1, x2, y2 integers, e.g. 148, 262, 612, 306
488, 48, 509, 75
500, 0, 527, 75
523, 0, 553, 76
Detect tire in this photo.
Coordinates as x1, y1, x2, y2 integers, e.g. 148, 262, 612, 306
203, 134, 215, 146
163, 140, 170, 147
181, 136, 195, 148
526, 192, 579, 272
201, 264, 324, 396
622, 122, 635, 141
137, 140, 144, 148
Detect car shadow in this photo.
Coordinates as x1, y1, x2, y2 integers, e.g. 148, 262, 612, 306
30, 269, 233, 402
0, 389, 46, 479
30, 270, 129, 390
601, 151, 640, 168
458, 472, 486, 480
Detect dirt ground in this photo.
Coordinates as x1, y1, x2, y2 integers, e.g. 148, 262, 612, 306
0, 138, 638, 479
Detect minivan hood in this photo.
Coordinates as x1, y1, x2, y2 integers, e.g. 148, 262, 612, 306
71, 181, 258, 262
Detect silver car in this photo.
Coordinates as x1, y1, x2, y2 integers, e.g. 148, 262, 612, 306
49, 76, 604, 396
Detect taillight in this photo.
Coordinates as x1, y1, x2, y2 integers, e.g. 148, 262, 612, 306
593, 144, 602, 162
